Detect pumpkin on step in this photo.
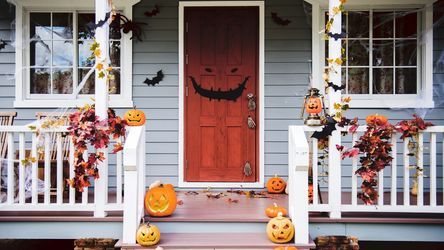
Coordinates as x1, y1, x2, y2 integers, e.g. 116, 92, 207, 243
274, 247, 298, 250
145, 183, 177, 217
266, 174, 286, 194
124, 107, 146, 126
265, 203, 287, 218
136, 221, 161, 246
266, 212, 295, 243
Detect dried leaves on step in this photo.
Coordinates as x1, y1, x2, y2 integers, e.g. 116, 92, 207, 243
185, 191, 199, 195
206, 192, 226, 199
227, 198, 239, 203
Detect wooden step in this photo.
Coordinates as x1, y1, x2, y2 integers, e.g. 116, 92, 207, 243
116, 233, 316, 250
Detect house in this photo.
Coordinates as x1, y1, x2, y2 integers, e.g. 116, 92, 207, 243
0, 0, 443, 248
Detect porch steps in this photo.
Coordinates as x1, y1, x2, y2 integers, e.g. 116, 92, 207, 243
116, 233, 316, 250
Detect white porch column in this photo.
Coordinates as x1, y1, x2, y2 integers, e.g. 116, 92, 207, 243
94, 0, 111, 217
327, 0, 342, 219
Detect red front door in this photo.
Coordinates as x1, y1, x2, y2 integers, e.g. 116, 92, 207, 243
184, 7, 259, 182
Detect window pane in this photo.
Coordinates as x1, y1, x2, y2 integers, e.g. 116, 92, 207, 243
31, 68, 50, 94
53, 41, 73, 66
348, 68, 369, 94
396, 11, 417, 38
52, 68, 73, 94
348, 11, 369, 38
373, 68, 393, 94
373, 12, 394, 38
30, 13, 51, 40
109, 69, 121, 94
78, 13, 95, 40
78, 40, 95, 67
30, 41, 50, 66
396, 68, 416, 94
52, 13, 73, 39
373, 40, 393, 66
110, 41, 121, 67
79, 68, 95, 94
395, 40, 417, 66
348, 40, 369, 66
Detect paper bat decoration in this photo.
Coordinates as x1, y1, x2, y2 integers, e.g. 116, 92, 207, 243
110, 13, 146, 41
144, 70, 164, 86
327, 32, 346, 41
190, 76, 249, 102
0, 39, 6, 51
271, 12, 291, 26
144, 5, 160, 17
327, 82, 346, 92
311, 116, 337, 140
87, 12, 111, 30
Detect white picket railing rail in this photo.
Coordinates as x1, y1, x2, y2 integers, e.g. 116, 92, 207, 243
298, 125, 444, 217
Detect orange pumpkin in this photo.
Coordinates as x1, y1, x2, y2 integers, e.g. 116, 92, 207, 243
124, 107, 146, 126
308, 183, 314, 203
265, 203, 288, 218
136, 222, 161, 246
266, 174, 286, 194
305, 96, 323, 115
274, 247, 298, 250
145, 183, 177, 217
266, 212, 295, 244
365, 114, 388, 125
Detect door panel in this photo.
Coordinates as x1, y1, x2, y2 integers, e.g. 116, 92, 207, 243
185, 7, 259, 182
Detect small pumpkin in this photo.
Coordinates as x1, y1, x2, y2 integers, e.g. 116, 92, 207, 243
266, 174, 287, 194
265, 203, 287, 218
365, 114, 388, 125
308, 183, 314, 203
136, 222, 161, 246
266, 212, 295, 244
305, 96, 323, 115
274, 247, 298, 250
145, 183, 177, 217
124, 107, 146, 126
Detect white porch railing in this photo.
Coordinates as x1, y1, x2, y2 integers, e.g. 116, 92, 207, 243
291, 125, 444, 219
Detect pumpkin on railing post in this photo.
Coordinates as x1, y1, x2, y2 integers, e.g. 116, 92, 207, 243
124, 106, 146, 126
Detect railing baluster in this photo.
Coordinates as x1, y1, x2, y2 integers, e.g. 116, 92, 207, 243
82, 150, 88, 204
7, 132, 14, 204
417, 133, 424, 206
18, 133, 26, 204
430, 133, 436, 206
403, 139, 410, 206
31, 133, 38, 204
351, 132, 358, 206
312, 138, 318, 205
378, 169, 384, 205
116, 138, 123, 204
44, 133, 51, 204
69, 136, 75, 204
56, 133, 63, 204
390, 136, 397, 206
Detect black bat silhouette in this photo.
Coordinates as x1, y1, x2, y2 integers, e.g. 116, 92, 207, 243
110, 13, 146, 41
327, 32, 346, 41
145, 5, 160, 17
311, 116, 337, 140
271, 12, 291, 26
327, 82, 346, 92
86, 12, 111, 30
190, 76, 249, 102
0, 39, 6, 51
144, 70, 164, 86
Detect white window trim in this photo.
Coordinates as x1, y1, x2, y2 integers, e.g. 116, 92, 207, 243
309, 0, 435, 108
11, 0, 139, 108
178, 1, 265, 188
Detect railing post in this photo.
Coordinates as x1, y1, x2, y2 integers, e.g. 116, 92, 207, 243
288, 126, 309, 245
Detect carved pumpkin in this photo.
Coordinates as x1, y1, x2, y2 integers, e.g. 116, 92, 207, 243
266, 174, 287, 194
266, 212, 295, 244
124, 107, 146, 126
305, 96, 323, 115
274, 247, 298, 250
308, 183, 314, 203
136, 222, 161, 246
265, 203, 288, 218
365, 114, 388, 125
145, 183, 177, 217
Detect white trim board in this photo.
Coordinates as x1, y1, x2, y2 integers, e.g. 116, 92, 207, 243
178, 1, 265, 188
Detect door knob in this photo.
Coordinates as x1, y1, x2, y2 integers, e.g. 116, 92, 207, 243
247, 93, 256, 111
247, 116, 256, 129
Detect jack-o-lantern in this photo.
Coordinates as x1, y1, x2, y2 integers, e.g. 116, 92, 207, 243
145, 183, 177, 217
266, 212, 295, 244
265, 203, 288, 218
136, 222, 161, 246
266, 174, 287, 194
305, 96, 323, 115
365, 114, 388, 125
308, 184, 314, 203
274, 247, 298, 250
124, 107, 146, 126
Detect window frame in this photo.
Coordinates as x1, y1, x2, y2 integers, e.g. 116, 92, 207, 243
315, 3, 434, 108
13, 0, 139, 108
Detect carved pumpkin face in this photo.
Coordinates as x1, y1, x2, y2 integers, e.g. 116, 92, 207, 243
305, 97, 323, 114
308, 184, 314, 203
136, 223, 160, 246
266, 213, 295, 244
124, 108, 146, 126
365, 114, 388, 126
266, 175, 286, 194
265, 203, 288, 218
145, 184, 177, 217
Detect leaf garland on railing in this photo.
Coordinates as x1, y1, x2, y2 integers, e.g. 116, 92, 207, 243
67, 104, 127, 192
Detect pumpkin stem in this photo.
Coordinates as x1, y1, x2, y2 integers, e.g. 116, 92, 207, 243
273, 202, 278, 207
274, 174, 278, 178
277, 212, 283, 218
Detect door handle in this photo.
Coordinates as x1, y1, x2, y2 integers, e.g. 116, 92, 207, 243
247, 93, 256, 111
247, 116, 256, 129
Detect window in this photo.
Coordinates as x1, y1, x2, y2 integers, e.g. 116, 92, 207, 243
321, 7, 434, 108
